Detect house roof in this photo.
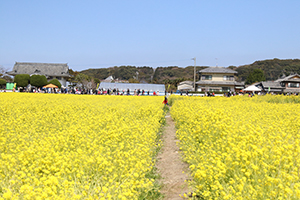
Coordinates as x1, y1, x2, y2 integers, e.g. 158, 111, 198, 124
260, 81, 284, 89
199, 67, 237, 74
275, 73, 300, 82
7, 62, 70, 77
105, 76, 114, 81
255, 81, 284, 92
178, 81, 193, 86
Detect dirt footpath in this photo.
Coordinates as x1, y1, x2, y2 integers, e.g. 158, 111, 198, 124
156, 111, 192, 199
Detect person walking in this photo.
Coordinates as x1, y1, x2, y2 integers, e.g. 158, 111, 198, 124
163, 96, 169, 105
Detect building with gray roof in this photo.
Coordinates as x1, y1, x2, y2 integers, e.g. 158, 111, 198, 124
7, 62, 71, 87
192, 67, 244, 92
198, 67, 238, 74
177, 81, 194, 91
255, 81, 284, 93
275, 73, 300, 93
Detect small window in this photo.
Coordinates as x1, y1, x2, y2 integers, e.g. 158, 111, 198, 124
222, 87, 231, 92
202, 75, 212, 80
288, 83, 299, 88
223, 76, 234, 81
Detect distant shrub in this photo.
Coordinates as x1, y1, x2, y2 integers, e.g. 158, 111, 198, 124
30, 75, 48, 88
48, 79, 61, 88
14, 74, 30, 87
0, 78, 6, 85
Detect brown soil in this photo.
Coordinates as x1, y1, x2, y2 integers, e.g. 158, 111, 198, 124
156, 111, 192, 199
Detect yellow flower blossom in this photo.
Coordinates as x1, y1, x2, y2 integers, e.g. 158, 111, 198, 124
170, 94, 300, 199
0, 93, 165, 199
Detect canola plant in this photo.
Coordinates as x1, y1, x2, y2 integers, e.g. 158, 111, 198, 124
170, 95, 300, 200
0, 93, 164, 200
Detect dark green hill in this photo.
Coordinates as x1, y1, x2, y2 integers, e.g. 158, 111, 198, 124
80, 65, 207, 84
153, 66, 207, 83
233, 58, 300, 81
81, 66, 154, 83
79, 58, 300, 86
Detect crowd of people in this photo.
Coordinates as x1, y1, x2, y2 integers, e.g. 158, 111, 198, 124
4, 86, 299, 97
96, 88, 159, 96
9, 86, 164, 96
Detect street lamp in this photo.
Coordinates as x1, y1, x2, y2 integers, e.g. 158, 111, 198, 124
192, 57, 196, 91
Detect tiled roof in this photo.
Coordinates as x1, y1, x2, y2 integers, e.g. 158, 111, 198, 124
199, 67, 237, 74
275, 74, 300, 82
260, 81, 283, 88
7, 62, 70, 77
178, 81, 193, 86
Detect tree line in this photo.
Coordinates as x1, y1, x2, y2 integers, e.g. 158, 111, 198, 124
79, 58, 300, 88
1, 58, 300, 90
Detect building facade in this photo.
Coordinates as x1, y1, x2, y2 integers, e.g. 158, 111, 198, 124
7, 62, 71, 87
195, 67, 244, 92
177, 81, 194, 91
275, 74, 300, 93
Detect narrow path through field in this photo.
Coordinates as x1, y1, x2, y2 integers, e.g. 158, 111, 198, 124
156, 110, 192, 199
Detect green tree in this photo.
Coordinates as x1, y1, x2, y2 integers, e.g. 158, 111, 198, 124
128, 78, 139, 83
0, 78, 6, 88
246, 69, 266, 84
228, 66, 237, 70
14, 74, 30, 87
48, 79, 62, 88
2, 76, 13, 82
75, 73, 91, 89
93, 78, 100, 85
30, 75, 48, 88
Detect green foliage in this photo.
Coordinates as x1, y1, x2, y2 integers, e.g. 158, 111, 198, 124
75, 73, 91, 89
228, 65, 237, 70
128, 78, 139, 83
2, 76, 13, 82
93, 78, 100, 84
80, 65, 208, 86
30, 75, 48, 88
75, 73, 91, 82
236, 58, 300, 81
81, 66, 154, 83
0, 78, 6, 85
162, 105, 170, 113
14, 74, 30, 87
77, 59, 300, 89
48, 79, 61, 88
246, 69, 266, 84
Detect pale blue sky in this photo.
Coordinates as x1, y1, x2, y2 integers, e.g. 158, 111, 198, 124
1, 0, 300, 71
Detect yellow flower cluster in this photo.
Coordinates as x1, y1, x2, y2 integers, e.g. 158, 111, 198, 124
170, 95, 300, 199
0, 93, 164, 200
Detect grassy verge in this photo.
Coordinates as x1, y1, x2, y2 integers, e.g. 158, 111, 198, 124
138, 106, 169, 200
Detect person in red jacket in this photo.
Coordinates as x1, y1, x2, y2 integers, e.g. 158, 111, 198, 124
163, 96, 169, 105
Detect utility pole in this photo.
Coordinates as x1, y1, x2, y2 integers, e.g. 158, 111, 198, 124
192, 57, 196, 91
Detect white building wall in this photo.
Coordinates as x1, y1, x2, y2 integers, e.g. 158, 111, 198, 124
59, 78, 67, 87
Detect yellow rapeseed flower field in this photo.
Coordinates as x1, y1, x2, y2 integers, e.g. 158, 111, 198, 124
0, 93, 165, 200
170, 95, 300, 200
